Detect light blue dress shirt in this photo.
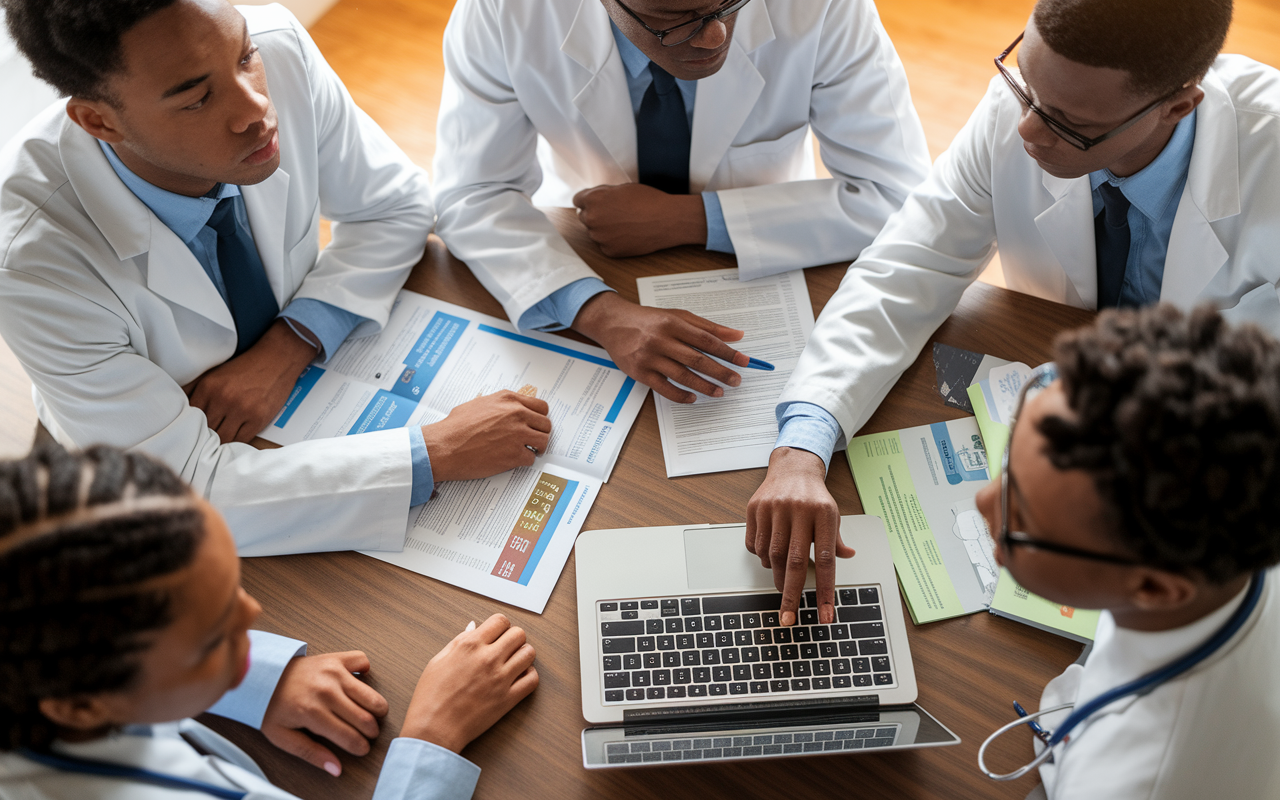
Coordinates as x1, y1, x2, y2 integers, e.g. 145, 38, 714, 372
101, 143, 435, 505
1089, 110, 1197, 308
774, 112, 1199, 467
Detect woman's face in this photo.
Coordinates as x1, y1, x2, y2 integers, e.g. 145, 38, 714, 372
47, 498, 262, 731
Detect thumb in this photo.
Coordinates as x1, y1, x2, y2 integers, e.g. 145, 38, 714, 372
263, 724, 343, 777
835, 532, 856, 559
572, 188, 590, 209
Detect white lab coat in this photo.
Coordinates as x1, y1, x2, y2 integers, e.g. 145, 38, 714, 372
1034, 569, 1280, 799
0, 5, 434, 556
781, 56, 1280, 443
431, 0, 931, 325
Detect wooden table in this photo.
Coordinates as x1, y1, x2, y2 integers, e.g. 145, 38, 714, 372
205, 209, 1094, 799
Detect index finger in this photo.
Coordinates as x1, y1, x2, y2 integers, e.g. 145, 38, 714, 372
510, 393, 550, 415
474, 613, 512, 644
780, 524, 812, 627
337, 650, 372, 675
813, 512, 840, 625
676, 310, 746, 343
676, 322, 750, 370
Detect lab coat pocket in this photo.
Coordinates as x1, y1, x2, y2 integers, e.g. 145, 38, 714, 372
1221, 282, 1280, 330
726, 124, 811, 187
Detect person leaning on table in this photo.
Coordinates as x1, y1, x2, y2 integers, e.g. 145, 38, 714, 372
431, 0, 932, 405
746, 0, 1280, 623
0, 0, 552, 558
971, 304, 1280, 799
0, 444, 539, 799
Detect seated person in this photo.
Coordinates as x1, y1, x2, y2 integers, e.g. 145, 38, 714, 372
0, 0, 552, 555
973, 304, 1280, 798
0, 443, 538, 798
748, 0, 1280, 621
432, 0, 932, 403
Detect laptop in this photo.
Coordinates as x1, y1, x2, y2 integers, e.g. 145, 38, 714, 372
575, 516, 959, 768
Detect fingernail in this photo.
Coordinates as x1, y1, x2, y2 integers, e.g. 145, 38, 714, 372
466, 620, 476, 631
713, 387, 724, 397
781, 611, 795, 626
730, 375, 741, 387
324, 762, 341, 777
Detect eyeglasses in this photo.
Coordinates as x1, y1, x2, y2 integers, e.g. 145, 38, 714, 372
998, 365, 1143, 566
995, 32, 1178, 152
613, 0, 753, 47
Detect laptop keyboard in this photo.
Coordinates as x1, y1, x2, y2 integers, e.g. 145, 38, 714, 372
597, 587, 895, 705
602, 724, 901, 764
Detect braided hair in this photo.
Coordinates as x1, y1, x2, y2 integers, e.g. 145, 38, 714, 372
0, 443, 205, 751
1043, 304, 1280, 584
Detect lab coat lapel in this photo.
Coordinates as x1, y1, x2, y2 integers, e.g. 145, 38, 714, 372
1034, 171, 1096, 308
562, 0, 638, 182
241, 168, 292, 307
689, 3, 774, 192
59, 121, 235, 331
1161, 75, 1237, 306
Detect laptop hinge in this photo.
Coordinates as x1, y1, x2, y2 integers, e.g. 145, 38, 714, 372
621, 695, 880, 726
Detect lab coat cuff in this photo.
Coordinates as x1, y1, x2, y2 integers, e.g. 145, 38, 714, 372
206, 630, 307, 729
702, 192, 736, 254
409, 425, 435, 506
775, 402, 843, 473
371, 738, 481, 800
517, 278, 614, 331
279, 298, 369, 362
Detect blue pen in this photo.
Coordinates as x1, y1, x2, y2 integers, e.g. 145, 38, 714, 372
745, 357, 775, 371
1013, 701, 1053, 745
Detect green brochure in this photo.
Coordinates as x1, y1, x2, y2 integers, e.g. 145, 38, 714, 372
847, 418, 996, 624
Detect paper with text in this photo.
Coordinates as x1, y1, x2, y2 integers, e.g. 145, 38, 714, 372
637, 269, 815, 477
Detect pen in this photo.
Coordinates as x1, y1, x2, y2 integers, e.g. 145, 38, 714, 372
746, 357, 775, 371
1013, 701, 1053, 745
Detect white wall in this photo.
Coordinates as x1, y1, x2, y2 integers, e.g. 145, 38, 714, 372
0, 0, 339, 149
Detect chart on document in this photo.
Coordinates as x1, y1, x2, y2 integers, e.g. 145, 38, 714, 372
637, 268, 816, 477
260, 290, 648, 611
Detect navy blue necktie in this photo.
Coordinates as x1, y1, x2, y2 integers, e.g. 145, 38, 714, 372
207, 196, 279, 355
636, 62, 691, 195
1095, 183, 1133, 309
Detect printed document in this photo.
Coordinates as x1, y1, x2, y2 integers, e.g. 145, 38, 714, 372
637, 268, 815, 477
260, 290, 648, 612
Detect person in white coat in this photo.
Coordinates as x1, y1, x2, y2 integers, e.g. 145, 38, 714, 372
970, 305, 1280, 799
746, 0, 1280, 622
0, 444, 538, 799
432, 0, 932, 404
0, 0, 553, 556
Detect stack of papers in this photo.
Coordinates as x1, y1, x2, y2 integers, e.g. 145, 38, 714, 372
262, 291, 648, 612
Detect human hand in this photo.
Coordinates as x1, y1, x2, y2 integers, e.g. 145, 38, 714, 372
571, 292, 748, 404
399, 615, 539, 754
746, 447, 854, 626
261, 651, 390, 777
572, 184, 708, 257
422, 391, 552, 482
185, 319, 318, 445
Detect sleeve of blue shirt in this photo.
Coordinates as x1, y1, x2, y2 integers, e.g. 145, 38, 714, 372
408, 425, 435, 506
702, 192, 736, 255
774, 402, 844, 473
371, 738, 482, 800
205, 630, 307, 729
516, 278, 614, 332
279, 298, 369, 362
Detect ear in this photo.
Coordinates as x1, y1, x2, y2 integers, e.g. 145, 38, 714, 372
37, 695, 122, 734
1129, 568, 1199, 612
65, 98, 126, 145
1161, 85, 1205, 127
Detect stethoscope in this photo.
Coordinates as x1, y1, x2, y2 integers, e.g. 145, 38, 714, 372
20, 747, 248, 799
978, 570, 1265, 781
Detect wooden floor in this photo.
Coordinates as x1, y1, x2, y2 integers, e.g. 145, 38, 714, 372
1, 0, 1276, 458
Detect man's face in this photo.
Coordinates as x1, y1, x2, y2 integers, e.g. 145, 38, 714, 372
1012, 20, 1194, 180
604, 0, 740, 82
86, 0, 280, 196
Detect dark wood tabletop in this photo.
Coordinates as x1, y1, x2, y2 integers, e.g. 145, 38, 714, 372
204, 209, 1095, 800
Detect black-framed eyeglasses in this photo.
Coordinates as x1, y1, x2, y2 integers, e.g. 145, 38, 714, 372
998, 365, 1143, 566
995, 32, 1179, 152
613, 0, 753, 47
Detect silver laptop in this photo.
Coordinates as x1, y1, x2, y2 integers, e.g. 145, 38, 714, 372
575, 516, 960, 768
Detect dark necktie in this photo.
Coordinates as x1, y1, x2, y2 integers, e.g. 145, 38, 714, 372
636, 62, 691, 195
207, 196, 279, 355
1094, 182, 1133, 309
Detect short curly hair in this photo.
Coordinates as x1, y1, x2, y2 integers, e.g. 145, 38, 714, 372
0, 0, 178, 102
1041, 304, 1280, 584
0, 443, 204, 751
1033, 0, 1233, 98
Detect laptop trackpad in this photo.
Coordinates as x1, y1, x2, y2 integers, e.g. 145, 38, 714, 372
684, 526, 788, 592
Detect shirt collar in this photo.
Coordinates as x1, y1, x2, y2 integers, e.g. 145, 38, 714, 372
611, 18, 654, 80
98, 140, 241, 244
1089, 109, 1197, 222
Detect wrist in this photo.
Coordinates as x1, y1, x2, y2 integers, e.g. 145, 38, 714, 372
570, 291, 625, 339
399, 719, 466, 755
265, 319, 319, 375
769, 446, 827, 477
676, 193, 708, 246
